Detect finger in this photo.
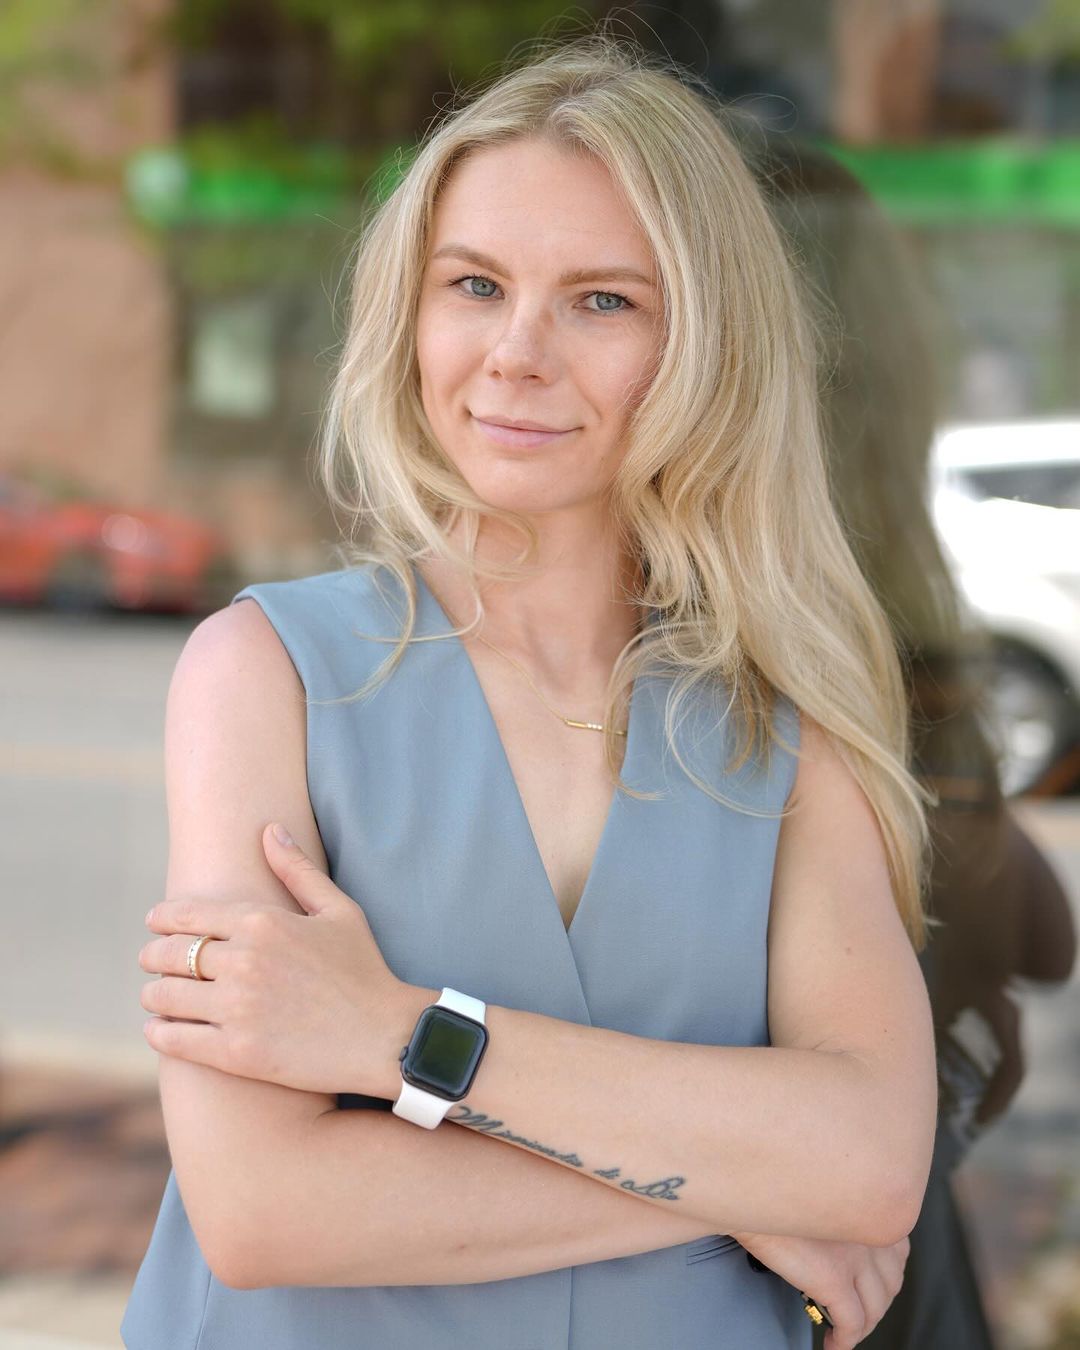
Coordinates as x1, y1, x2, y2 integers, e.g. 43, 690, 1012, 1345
261, 822, 344, 918
814, 1288, 863, 1350
143, 1015, 230, 1071
140, 974, 221, 1022
880, 1237, 910, 1299
975, 991, 1024, 1124
852, 1261, 889, 1339
137, 937, 167, 974
146, 898, 241, 940
139, 934, 223, 979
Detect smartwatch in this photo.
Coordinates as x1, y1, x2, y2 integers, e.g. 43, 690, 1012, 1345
393, 987, 489, 1128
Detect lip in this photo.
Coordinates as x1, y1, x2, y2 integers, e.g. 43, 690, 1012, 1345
471, 415, 576, 449
476, 414, 567, 432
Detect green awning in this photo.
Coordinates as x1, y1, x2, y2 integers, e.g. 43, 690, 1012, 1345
124, 143, 394, 225
125, 138, 1080, 227
821, 139, 1080, 226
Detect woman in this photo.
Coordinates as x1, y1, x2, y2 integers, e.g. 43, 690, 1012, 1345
122, 35, 938, 1350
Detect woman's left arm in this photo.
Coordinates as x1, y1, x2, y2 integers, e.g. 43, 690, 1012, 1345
369, 714, 938, 1247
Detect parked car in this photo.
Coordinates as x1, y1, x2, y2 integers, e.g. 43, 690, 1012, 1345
0, 471, 238, 616
929, 419, 1080, 796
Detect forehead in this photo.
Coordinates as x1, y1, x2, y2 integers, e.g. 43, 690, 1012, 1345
429, 137, 653, 267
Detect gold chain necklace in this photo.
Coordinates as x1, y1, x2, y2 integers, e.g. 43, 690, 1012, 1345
430, 575, 632, 736
472, 631, 628, 737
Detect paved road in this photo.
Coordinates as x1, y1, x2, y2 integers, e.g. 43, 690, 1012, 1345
0, 606, 190, 1078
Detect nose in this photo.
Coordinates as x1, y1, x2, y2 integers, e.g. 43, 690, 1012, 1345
482, 304, 559, 384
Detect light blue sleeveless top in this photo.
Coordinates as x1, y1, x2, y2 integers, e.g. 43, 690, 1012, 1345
121, 561, 809, 1349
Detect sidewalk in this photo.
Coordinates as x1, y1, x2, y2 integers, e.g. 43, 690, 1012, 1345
0, 1280, 134, 1350
0, 1057, 169, 1350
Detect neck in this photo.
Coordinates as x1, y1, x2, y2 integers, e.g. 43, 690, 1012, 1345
418, 517, 645, 693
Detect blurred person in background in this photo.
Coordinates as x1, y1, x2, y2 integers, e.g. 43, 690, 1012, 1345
125, 35, 941, 1350
751, 139, 1077, 1348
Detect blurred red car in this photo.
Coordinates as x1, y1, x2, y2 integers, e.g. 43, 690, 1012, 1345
0, 471, 237, 615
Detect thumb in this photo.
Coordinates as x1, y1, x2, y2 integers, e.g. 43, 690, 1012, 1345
262, 822, 339, 916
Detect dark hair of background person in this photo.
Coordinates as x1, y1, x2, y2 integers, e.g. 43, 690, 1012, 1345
748, 133, 1076, 1350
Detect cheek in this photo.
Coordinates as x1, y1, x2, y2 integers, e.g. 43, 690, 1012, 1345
414, 312, 439, 389
625, 329, 664, 408
416, 313, 473, 407
590, 339, 660, 421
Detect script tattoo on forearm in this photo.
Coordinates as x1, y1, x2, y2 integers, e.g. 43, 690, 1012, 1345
448, 1105, 687, 1201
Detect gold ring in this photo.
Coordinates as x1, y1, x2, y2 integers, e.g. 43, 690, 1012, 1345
802, 1295, 833, 1327
187, 934, 213, 980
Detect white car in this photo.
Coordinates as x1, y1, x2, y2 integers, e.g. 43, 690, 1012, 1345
929, 420, 1080, 796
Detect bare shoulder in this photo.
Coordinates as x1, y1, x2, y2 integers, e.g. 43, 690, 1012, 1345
767, 709, 935, 1076
173, 596, 302, 706
776, 711, 889, 893
769, 710, 903, 996
785, 710, 862, 809
165, 596, 328, 884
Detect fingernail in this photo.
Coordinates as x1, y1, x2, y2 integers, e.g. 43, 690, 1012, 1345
272, 822, 294, 847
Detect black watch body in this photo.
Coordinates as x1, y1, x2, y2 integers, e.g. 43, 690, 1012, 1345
398, 1003, 489, 1102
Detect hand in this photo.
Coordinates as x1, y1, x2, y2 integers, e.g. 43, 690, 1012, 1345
139, 822, 412, 1097
973, 984, 1023, 1127
733, 1228, 910, 1349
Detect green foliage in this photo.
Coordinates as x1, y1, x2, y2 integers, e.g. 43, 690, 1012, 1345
155, 0, 598, 214
1008, 0, 1080, 62
171, 0, 593, 85
1, 0, 597, 186
0, 0, 112, 168
181, 113, 348, 181
170, 223, 337, 293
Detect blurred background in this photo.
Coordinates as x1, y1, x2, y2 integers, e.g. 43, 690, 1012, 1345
1, 1, 1078, 1347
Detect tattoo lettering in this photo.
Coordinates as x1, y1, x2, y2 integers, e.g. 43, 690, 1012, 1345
594, 1167, 687, 1200
449, 1105, 687, 1201
449, 1106, 586, 1167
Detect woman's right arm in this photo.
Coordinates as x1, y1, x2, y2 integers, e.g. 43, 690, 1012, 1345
155, 600, 717, 1290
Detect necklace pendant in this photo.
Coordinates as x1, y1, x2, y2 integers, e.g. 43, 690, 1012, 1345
564, 718, 628, 737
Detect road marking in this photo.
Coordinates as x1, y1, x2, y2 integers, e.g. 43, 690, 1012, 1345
1, 1030, 157, 1084
0, 744, 162, 784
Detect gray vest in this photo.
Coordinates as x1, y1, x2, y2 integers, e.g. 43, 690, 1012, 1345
121, 562, 809, 1349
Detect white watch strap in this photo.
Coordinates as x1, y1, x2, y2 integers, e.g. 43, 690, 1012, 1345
392, 987, 487, 1129
436, 987, 486, 1022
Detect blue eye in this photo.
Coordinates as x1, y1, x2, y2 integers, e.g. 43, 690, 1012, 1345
589, 291, 631, 313
460, 276, 497, 298
448, 274, 634, 316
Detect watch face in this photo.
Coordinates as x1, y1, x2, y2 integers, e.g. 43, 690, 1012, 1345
401, 1006, 488, 1101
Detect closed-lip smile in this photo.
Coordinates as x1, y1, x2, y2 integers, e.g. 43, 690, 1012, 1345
473, 413, 572, 433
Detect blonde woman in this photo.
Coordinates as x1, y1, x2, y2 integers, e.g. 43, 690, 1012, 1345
123, 35, 938, 1350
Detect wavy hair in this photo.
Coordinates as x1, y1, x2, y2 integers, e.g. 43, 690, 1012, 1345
312, 32, 936, 950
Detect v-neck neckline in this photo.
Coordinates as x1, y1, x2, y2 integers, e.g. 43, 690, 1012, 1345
412, 560, 644, 941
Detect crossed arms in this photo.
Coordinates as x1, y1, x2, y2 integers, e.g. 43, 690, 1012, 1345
152, 601, 937, 1290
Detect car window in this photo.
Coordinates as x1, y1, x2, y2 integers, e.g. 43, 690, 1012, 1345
958, 463, 1080, 511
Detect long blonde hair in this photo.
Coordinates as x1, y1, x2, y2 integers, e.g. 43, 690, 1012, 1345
313, 32, 936, 950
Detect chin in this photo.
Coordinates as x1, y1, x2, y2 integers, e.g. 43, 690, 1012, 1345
466, 483, 571, 516
448, 463, 580, 514
435, 429, 608, 515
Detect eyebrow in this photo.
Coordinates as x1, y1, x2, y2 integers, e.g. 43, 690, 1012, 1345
429, 243, 656, 289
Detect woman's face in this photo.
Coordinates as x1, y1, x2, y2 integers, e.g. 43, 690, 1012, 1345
415, 136, 663, 519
